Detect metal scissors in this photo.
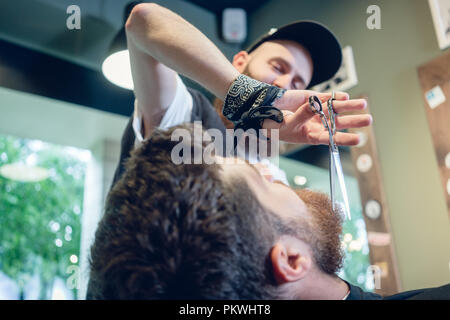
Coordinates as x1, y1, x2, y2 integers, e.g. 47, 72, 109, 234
308, 91, 351, 220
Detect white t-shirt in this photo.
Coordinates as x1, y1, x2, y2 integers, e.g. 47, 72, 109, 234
132, 74, 289, 185
133, 74, 193, 142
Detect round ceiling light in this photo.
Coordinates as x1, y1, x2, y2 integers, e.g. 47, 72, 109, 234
102, 49, 134, 90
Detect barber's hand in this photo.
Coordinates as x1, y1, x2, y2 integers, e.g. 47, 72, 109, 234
263, 90, 372, 145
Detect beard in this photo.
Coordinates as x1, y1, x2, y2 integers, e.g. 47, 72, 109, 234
292, 189, 344, 275
242, 64, 252, 77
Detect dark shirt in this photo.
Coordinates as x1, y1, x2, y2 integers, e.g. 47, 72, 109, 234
345, 281, 383, 300
345, 281, 450, 300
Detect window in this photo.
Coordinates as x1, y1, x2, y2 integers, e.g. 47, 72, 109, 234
0, 134, 90, 299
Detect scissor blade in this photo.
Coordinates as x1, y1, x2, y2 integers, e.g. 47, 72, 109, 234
332, 151, 351, 220
329, 146, 336, 206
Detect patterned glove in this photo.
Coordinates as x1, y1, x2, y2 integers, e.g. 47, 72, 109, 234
222, 75, 286, 136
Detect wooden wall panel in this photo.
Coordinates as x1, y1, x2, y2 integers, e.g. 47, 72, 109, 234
348, 98, 402, 295
417, 51, 450, 219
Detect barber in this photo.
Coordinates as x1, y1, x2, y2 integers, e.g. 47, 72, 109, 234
112, 2, 371, 185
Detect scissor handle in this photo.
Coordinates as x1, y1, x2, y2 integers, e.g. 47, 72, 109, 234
308, 95, 323, 114
327, 91, 337, 136
309, 94, 338, 151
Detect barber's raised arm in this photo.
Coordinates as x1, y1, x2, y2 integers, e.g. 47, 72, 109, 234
125, 36, 176, 139
125, 3, 240, 137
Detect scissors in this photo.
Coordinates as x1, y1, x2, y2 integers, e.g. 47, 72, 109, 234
308, 91, 351, 220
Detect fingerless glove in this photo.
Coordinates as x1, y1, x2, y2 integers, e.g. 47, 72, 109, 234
222, 75, 286, 134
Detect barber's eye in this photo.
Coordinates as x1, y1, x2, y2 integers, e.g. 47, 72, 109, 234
293, 80, 305, 90
271, 63, 283, 73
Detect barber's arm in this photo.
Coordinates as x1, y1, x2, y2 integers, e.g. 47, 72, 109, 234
223, 75, 371, 146
125, 3, 239, 140
267, 89, 371, 146
126, 3, 371, 145
126, 36, 177, 139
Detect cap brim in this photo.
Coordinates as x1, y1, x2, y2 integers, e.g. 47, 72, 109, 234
247, 21, 342, 88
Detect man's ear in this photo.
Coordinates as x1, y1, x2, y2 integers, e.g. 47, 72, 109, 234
232, 51, 250, 73
270, 236, 312, 285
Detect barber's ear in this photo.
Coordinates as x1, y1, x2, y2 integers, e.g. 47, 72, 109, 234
232, 51, 250, 73
270, 238, 312, 284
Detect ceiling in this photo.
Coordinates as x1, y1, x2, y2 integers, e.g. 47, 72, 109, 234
0, 0, 267, 72
0, 0, 127, 70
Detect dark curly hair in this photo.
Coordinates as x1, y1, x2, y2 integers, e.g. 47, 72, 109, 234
87, 124, 285, 299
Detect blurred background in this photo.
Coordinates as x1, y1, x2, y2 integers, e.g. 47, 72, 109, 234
0, 0, 449, 299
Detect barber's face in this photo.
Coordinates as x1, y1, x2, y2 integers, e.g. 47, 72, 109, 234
235, 40, 314, 90
220, 158, 343, 274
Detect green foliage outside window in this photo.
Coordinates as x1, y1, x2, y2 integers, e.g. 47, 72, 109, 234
0, 135, 87, 299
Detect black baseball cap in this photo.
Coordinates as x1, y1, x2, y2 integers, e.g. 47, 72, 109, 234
246, 21, 342, 88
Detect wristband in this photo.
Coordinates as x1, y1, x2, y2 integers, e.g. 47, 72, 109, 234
222, 75, 286, 134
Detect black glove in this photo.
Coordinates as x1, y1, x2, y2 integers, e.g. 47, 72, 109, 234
222, 75, 286, 135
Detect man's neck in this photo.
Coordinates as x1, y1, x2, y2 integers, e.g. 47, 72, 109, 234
294, 272, 350, 300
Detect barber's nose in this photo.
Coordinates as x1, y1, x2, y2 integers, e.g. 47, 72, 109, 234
272, 75, 291, 90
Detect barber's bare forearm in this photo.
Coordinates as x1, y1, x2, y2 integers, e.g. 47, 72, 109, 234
125, 3, 239, 100
127, 36, 177, 136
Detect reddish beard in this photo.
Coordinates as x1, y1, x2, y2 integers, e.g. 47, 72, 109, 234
294, 188, 344, 275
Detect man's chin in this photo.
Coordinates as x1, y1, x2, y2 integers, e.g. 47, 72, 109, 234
294, 188, 344, 275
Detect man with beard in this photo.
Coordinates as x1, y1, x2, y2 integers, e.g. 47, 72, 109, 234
87, 124, 450, 300
111, 2, 372, 186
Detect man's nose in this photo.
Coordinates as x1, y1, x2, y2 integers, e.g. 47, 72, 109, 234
253, 163, 274, 183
